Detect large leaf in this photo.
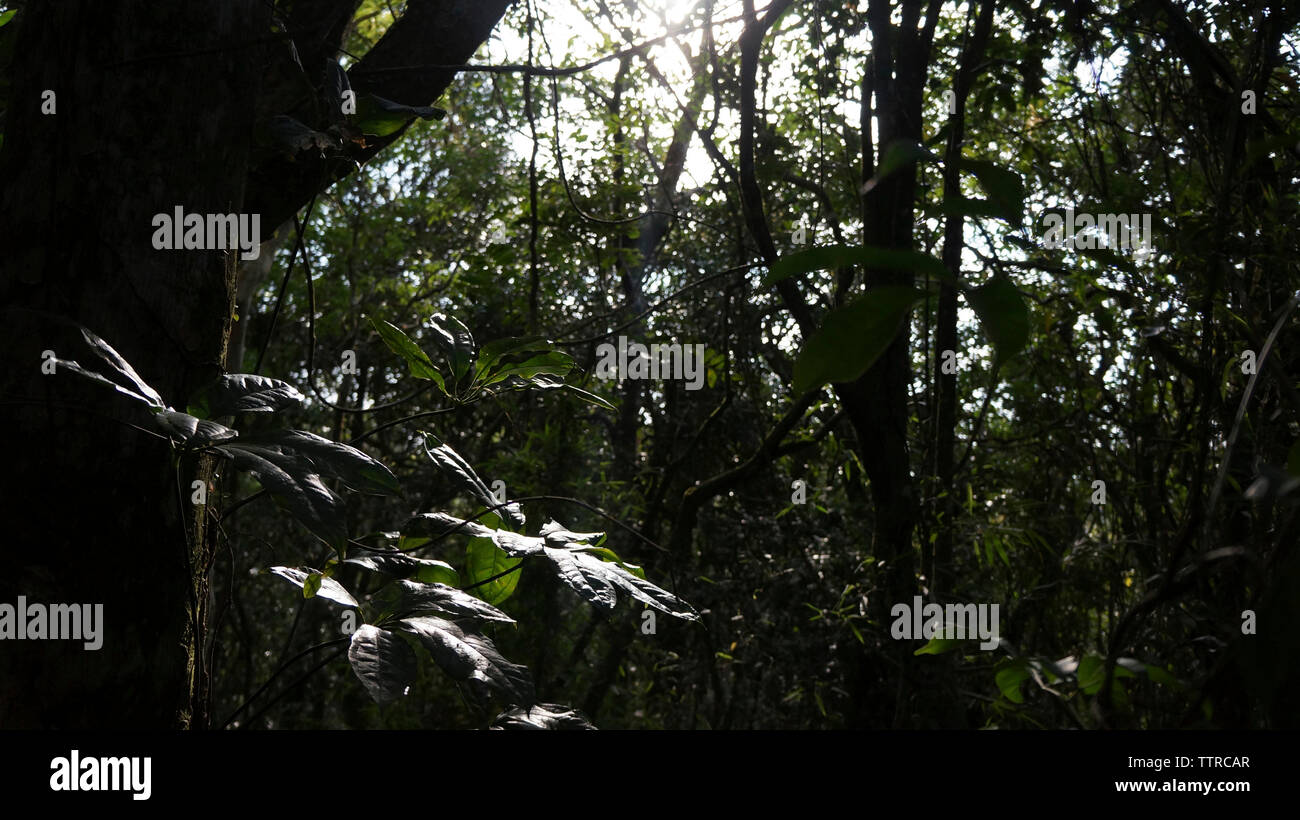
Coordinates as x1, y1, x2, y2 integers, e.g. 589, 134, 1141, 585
389, 579, 515, 624
368, 316, 445, 390
403, 511, 497, 541
764, 244, 949, 289
966, 276, 1030, 364
348, 624, 417, 704
343, 551, 459, 587
423, 441, 524, 529
397, 616, 533, 704
200, 374, 305, 416
465, 536, 524, 606
353, 93, 446, 137
539, 521, 698, 620
269, 565, 359, 608
958, 159, 1025, 224
792, 286, 923, 394
153, 409, 239, 445
995, 660, 1032, 704
217, 442, 349, 551
492, 703, 595, 730
240, 429, 399, 495
481, 351, 574, 387
427, 314, 475, 383
475, 336, 557, 377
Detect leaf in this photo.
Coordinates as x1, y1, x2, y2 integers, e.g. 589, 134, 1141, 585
914, 636, 961, 655
77, 328, 166, 407
792, 286, 923, 394
423, 441, 524, 529
397, 616, 533, 704
201, 374, 305, 416
861, 140, 939, 195
538, 522, 698, 621
390, 579, 516, 624
353, 93, 446, 137
1077, 654, 1105, 695
475, 336, 557, 377
269, 566, 360, 608
52, 357, 162, 407
427, 314, 475, 383
239, 429, 399, 495
958, 158, 1025, 224
217, 442, 349, 551
763, 244, 950, 289
492, 703, 595, 730
403, 511, 497, 541
996, 660, 1032, 703
343, 551, 459, 587
153, 409, 239, 445
0, 10, 16, 27
465, 536, 524, 606
935, 196, 1013, 222
267, 114, 341, 156
348, 625, 417, 704
966, 277, 1030, 364
481, 351, 574, 387
368, 316, 446, 390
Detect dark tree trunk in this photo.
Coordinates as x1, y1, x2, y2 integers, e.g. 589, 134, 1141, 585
0, 0, 515, 728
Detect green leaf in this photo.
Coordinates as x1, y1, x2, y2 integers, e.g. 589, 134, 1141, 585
475, 336, 556, 377
792, 286, 923, 394
764, 244, 950, 289
996, 660, 1032, 703
353, 93, 446, 137
914, 636, 961, 655
368, 316, 445, 389
958, 158, 1025, 224
0, 10, 16, 28
482, 351, 574, 386
303, 571, 323, 599
269, 565, 359, 608
966, 277, 1030, 364
466, 536, 524, 606
427, 314, 475, 383
347, 625, 417, 704
1077, 654, 1105, 695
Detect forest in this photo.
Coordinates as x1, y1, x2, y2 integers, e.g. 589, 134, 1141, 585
0, 0, 1297, 734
